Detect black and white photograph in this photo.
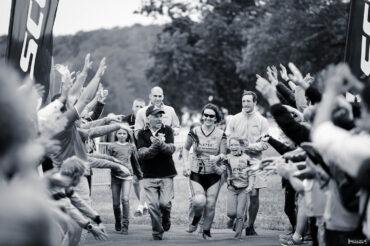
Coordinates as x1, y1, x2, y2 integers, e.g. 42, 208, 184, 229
0, 0, 370, 245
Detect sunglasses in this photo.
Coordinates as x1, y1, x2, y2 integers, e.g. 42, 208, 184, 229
203, 113, 216, 119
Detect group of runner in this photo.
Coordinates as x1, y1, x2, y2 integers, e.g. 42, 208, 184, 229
108, 84, 270, 241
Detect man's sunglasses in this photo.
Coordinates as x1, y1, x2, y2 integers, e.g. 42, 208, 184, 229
203, 113, 216, 118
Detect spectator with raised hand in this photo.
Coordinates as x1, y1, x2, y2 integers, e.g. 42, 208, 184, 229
225, 90, 269, 236
47, 156, 109, 244
67, 53, 93, 107
311, 63, 370, 243
52, 56, 106, 245
80, 84, 108, 122
0, 65, 63, 246
267, 65, 296, 108
256, 74, 325, 246
287, 63, 322, 108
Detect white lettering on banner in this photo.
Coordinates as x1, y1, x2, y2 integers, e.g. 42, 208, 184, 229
19, 0, 46, 80
20, 33, 37, 80
361, 1, 370, 76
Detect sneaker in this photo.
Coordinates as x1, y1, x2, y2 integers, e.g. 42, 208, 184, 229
143, 203, 148, 215
280, 235, 303, 245
202, 230, 212, 240
186, 224, 198, 233
226, 219, 234, 229
162, 219, 171, 232
134, 205, 143, 217
245, 226, 258, 236
153, 235, 163, 240
115, 222, 121, 232
302, 234, 312, 242
121, 225, 128, 235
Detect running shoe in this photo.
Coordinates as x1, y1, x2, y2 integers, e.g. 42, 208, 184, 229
186, 224, 198, 233
115, 222, 121, 232
121, 224, 128, 235
153, 235, 163, 240
202, 230, 212, 240
280, 235, 303, 245
162, 219, 171, 231
245, 226, 258, 236
134, 205, 143, 217
143, 203, 148, 215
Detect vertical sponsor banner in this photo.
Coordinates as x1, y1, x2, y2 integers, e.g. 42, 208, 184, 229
6, 0, 59, 102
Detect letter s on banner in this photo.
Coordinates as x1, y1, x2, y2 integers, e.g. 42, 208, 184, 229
6, 0, 59, 102
20, 32, 38, 80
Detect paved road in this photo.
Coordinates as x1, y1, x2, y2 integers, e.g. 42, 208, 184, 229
86, 224, 289, 246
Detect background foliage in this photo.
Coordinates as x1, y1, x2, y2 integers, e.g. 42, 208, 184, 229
0, 0, 350, 116
0, 25, 162, 115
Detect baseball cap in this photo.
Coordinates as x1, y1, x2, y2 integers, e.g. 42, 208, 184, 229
146, 105, 165, 116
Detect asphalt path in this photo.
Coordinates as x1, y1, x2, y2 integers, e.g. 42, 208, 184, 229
86, 224, 295, 246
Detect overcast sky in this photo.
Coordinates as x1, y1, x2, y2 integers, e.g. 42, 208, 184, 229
0, 0, 169, 36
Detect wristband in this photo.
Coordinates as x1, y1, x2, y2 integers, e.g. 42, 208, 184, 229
93, 215, 102, 225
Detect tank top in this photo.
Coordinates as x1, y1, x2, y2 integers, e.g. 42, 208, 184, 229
186, 126, 226, 174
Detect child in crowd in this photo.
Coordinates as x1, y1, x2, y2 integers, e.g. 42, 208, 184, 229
107, 127, 141, 234
212, 137, 255, 239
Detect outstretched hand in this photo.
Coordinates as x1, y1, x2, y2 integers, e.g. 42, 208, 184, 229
287, 63, 309, 89
279, 64, 289, 81
267, 66, 279, 86
255, 74, 279, 105
322, 63, 363, 95
90, 224, 109, 241
82, 53, 93, 73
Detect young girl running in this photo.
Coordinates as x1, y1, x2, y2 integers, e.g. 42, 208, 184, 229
219, 137, 255, 239
107, 127, 141, 234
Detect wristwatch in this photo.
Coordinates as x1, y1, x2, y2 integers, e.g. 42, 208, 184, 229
85, 222, 93, 231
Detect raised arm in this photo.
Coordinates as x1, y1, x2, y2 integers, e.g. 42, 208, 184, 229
74, 57, 106, 115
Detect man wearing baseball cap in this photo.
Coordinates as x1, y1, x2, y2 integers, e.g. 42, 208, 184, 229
136, 105, 177, 240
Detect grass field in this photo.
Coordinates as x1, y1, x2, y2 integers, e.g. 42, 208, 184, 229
91, 139, 290, 231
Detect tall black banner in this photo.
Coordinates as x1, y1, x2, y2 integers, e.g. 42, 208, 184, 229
345, 0, 370, 81
6, 0, 59, 102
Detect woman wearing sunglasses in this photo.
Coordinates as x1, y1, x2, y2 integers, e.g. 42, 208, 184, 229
183, 103, 227, 239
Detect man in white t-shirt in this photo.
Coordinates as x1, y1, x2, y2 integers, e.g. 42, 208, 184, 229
225, 90, 269, 236
134, 86, 179, 138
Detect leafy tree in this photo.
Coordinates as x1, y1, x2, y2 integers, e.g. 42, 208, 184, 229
142, 0, 350, 113
0, 25, 162, 115
143, 0, 256, 114
238, 0, 350, 79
